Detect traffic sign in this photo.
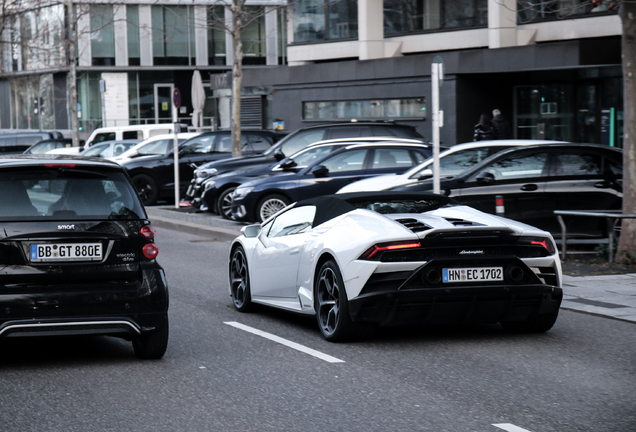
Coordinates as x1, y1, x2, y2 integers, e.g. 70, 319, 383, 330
173, 88, 181, 109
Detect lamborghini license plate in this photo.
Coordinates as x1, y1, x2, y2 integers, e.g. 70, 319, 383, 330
442, 267, 503, 283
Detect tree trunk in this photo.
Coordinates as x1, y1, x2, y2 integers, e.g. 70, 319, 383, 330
615, 2, 636, 264
67, 0, 80, 148
231, 0, 245, 157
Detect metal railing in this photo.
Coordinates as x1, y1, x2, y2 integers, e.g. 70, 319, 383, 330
554, 210, 636, 265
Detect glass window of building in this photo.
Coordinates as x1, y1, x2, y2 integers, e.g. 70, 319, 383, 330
293, 0, 357, 42
127, 5, 140, 66
207, 6, 226, 65
90, 5, 116, 66
242, 6, 266, 65
303, 98, 426, 120
152, 5, 195, 66
384, 0, 486, 35
517, 0, 615, 22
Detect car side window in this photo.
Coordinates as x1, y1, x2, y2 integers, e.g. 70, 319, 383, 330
412, 151, 426, 165
321, 149, 368, 173
371, 149, 413, 170
475, 152, 548, 181
180, 136, 217, 155
440, 148, 491, 177
287, 145, 335, 168
122, 131, 142, 140
216, 135, 248, 153
369, 126, 398, 137
280, 129, 325, 156
267, 206, 316, 238
245, 135, 273, 153
551, 152, 602, 176
326, 126, 366, 139
138, 139, 171, 156
93, 132, 116, 144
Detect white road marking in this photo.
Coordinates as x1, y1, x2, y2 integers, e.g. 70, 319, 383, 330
493, 423, 534, 432
224, 321, 345, 364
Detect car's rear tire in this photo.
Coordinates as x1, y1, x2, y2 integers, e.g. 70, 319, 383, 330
217, 187, 236, 220
133, 174, 159, 206
133, 317, 169, 359
257, 194, 290, 222
315, 260, 374, 342
230, 246, 253, 312
500, 310, 559, 333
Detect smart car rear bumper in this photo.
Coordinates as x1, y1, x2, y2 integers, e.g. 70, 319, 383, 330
348, 284, 562, 326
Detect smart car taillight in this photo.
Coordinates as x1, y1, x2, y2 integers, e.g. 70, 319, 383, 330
519, 236, 556, 255
360, 241, 421, 260
140, 224, 156, 239
143, 243, 159, 259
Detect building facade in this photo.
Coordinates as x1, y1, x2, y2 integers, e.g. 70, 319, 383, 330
0, 0, 625, 148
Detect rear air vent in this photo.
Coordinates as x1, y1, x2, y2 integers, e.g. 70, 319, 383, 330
396, 218, 431, 233
444, 218, 484, 227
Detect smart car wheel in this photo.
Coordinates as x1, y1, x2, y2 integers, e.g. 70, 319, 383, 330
315, 260, 373, 342
132, 174, 159, 206
133, 316, 169, 359
217, 187, 236, 220
230, 246, 253, 312
257, 194, 290, 222
500, 309, 559, 333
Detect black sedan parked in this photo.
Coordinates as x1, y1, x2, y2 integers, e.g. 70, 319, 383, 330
230, 140, 433, 222
123, 129, 286, 206
0, 155, 168, 359
184, 122, 424, 208
393, 143, 622, 237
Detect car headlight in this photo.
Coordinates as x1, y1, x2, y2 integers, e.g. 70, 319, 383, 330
196, 168, 217, 178
232, 187, 253, 199
204, 181, 216, 191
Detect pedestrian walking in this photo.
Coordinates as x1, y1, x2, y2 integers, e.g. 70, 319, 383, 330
473, 114, 497, 141
492, 109, 511, 139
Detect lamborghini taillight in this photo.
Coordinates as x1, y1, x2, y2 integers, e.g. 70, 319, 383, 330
360, 241, 421, 260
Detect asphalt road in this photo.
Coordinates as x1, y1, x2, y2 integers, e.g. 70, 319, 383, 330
1, 227, 635, 432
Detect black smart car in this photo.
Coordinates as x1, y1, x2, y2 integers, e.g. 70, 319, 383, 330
394, 143, 623, 237
0, 155, 169, 359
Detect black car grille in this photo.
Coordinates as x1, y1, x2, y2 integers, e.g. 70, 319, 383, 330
381, 245, 549, 262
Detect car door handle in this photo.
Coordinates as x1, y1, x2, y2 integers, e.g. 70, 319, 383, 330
594, 181, 611, 189
290, 247, 300, 255
520, 184, 538, 191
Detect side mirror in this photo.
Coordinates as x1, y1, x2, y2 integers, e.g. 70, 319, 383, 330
241, 224, 261, 238
476, 172, 495, 185
310, 164, 329, 177
417, 168, 433, 180
279, 158, 297, 170
273, 148, 285, 161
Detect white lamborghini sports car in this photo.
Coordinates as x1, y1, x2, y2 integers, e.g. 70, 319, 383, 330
228, 193, 563, 342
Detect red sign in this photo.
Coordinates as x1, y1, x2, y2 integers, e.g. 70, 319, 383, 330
173, 88, 181, 109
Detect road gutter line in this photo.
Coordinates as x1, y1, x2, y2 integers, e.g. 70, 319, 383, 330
492, 423, 533, 432
224, 321, 345, 364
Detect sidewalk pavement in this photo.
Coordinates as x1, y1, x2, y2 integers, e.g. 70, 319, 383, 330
146, 205, 636, 325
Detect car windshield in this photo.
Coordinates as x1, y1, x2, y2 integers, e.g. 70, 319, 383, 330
0, 167, 146, 221
284, 145, 336, 168
355, 198, 453, 214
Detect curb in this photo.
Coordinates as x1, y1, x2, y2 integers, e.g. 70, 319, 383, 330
149, 214, 240, 242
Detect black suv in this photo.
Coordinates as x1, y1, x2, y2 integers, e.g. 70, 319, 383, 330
0, 155, 169, 359
184, 122, 424, 210
123, 129, 286, 206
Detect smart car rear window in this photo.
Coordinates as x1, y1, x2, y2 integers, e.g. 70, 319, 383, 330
0, 168, 146, 221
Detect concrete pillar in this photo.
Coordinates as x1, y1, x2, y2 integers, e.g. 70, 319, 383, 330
77, 5, 91, 66
139, 5, 153, 66
114, 5, 128, 66
225, 6, 234, 66
265, 6, 278, 65
488, 0, 518, 48
195, 6, 208, 66
358, 0, 384, 60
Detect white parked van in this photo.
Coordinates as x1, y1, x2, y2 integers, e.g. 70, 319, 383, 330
57, 124, 187, 155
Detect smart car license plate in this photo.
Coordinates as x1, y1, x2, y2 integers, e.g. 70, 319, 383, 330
30, 243, 103, 262
442, 267, 503, 283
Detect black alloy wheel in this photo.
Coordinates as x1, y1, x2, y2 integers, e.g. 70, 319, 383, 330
315, 260, 373, 342
230, 246, 253, 312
